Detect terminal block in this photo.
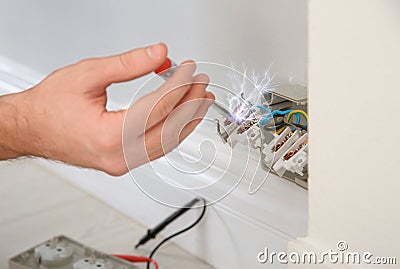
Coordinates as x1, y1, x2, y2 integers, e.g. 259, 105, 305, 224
215, 84, 308, 189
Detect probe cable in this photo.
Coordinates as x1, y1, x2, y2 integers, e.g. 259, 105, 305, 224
112, 254, 159, 269
146, 197, 207, 269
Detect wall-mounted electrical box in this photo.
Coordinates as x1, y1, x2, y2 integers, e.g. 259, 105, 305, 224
215, 84, 308, 189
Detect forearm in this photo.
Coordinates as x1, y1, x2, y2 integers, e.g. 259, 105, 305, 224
0, 44, 212, 175
0, 92, 30, 160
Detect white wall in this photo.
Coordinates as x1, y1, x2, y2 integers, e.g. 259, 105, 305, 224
0, 0, 307, 106
289, 1, 400, 268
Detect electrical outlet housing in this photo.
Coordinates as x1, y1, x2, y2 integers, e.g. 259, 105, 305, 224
215, 84, 308, 189
9, 235, 139, 269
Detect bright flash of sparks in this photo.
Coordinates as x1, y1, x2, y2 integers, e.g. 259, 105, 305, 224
225, 63, 277, 124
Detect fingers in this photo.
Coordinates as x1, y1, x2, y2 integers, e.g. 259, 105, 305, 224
145, 61, 199, 130
125, 61, 198, 134
78, 43, 168, 86
143, 84, 214, 160
143, 74, 209, 152
146, 94, 214, 162
170, 73, 210, 120
177, 92, 215, 141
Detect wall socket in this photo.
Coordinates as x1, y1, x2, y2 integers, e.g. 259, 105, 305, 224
9, 235, 139, 269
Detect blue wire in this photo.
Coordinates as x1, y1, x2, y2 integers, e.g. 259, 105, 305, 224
295, 114, 301, 124
258, 108, 293, 125
254, 105, 271, 112
272, 110, 292, 116
253, 105, 272, 125
259, 116, 272, 125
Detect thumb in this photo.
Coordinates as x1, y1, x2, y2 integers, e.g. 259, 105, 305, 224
91, 43, 168, 86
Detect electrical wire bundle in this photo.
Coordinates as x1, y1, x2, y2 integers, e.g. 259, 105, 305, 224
253, 106, 308, 134
112, 197, 207, 269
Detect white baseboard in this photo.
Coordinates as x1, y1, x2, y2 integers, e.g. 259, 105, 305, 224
0, 56, 308, 269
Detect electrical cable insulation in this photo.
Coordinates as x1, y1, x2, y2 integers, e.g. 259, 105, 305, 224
146, 198, 207, 269
112, 254, 159, 269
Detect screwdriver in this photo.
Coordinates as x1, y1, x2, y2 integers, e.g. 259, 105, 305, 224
154, 57, 232, 118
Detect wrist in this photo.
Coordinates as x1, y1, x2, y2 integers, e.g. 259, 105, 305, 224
0, 91, 34, 159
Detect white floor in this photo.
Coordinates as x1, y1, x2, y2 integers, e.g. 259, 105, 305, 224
0, 159, 215, 269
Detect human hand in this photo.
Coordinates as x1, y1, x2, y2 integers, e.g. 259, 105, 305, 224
0, 43, 214, 175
